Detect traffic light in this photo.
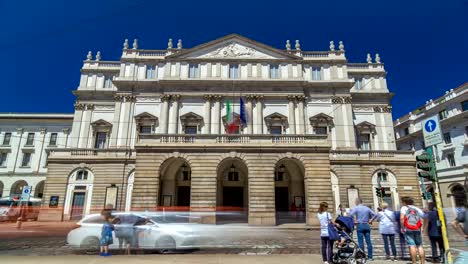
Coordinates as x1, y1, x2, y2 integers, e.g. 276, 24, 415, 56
421, 192, 433, 200
380, 187, 386, 197
416, 151, 437, 181
375, 187, 381, 198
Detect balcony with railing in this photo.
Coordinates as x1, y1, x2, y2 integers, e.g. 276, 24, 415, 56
82, 60, 121, 71
46, 148, 135, 161
330, 149, 415, 162
347, 63, 385, 72
137, 134, 329, 149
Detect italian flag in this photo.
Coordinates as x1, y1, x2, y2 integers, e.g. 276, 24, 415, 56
226, 99, 237, 133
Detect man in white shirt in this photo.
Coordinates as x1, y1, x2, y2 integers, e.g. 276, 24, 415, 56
400, 196, 427, 264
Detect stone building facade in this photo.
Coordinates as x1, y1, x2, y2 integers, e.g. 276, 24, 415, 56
395, 82, 468, 219
0, 114, 72, 200
40, 34, 420, 225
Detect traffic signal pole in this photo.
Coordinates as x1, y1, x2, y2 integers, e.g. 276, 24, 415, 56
427, 147, 452, 264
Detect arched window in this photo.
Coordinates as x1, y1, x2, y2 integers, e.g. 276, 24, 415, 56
377, 171, 388, 182
76, 170, 88, 181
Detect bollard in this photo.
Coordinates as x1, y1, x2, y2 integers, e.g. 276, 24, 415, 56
16, 216, 23, 229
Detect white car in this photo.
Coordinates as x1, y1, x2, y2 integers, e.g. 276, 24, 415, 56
67, 212, 201, 252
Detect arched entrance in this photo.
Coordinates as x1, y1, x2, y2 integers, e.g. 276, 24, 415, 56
10, 180, 28, 198
125, 171, 135, 212
372, 170, 399, 210
34, 180, 45, 198
217, 158, 248, 224
274, 158, 305, 224
159, 158, 191, 208
450, 183, 467, 208
64, 168, 94, 220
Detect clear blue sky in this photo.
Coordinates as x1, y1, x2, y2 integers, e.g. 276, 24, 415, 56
0, 0, 467, 119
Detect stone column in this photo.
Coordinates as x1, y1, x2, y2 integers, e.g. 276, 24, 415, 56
296, 95, 306, 134
110, 95, 123, 147
212, 96, 222, 134
118, 96, 134, 147
80, 104, 94, 148
160, 95, 170, 134
203, 95, 212, 134
245, 95, 254, 134
69, 102, 85, 148
255, 95, 264, 134
169, 95, 181, 134
287, 95, 296, 134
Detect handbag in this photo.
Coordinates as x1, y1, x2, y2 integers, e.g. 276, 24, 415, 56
327, 213, 340, 241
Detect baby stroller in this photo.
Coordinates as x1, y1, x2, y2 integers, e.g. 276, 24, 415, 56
332, 216, 367, 264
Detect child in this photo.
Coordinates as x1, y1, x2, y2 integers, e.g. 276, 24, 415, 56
99, 210, 115, 257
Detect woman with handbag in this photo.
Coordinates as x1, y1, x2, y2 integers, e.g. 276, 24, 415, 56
317, 201, 337, 264
377, 202, 397, 261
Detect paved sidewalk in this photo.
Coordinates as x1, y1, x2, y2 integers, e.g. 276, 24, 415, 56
0, 254, 404, 264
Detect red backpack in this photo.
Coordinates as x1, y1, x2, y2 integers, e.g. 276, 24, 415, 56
404, 206, 422, 230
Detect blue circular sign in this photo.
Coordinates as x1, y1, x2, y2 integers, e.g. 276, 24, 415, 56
424, 120, 437, 133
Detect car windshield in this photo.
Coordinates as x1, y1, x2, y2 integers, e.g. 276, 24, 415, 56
0, 200, 14, 207
148, 214, 191, 224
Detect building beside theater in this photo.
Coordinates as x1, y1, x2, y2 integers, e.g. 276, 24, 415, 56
394, 82, 468, 218
39, 34, 420, 225
0, 114, 72, 200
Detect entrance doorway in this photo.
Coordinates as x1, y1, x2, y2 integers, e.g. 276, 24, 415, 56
70, 192, 85, 220
274, 159, 306, 224
177, 186, 191, 206
217, 158, 248, 224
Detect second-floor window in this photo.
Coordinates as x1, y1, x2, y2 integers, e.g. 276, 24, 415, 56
377, 171, 388, 182
139, 126, 152, 134
228, 171, 239, 181
270, 126, 282, 135
0, 152, 7, 167
270, 65, 279, 79
146, 65, 156, 79
25, 133, 34, 146
355, 78, 363, 90
439, 109, 448, 120
229, 65, 239, 79
447, 153, 456, 167
104, 76, 113, 88
185, 126, 198, 134
311, 67, 321, 80
314, 126, 328, 135
404, 127, 409, 136
49, 133, 58, 146
21, 152, 31, 167
358, 134, 370, 150
94, 132, 107, 149
188, 64, 199, 79
462, 100, 468, 112
443, 132, 452, 144
2, 133, 11, 145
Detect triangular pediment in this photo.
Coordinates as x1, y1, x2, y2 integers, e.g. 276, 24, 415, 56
91, 119, 112, 127
356, 121, 376, 128
168, 34, 301, 60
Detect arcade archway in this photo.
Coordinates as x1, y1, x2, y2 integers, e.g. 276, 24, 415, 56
159, 158, 191, 208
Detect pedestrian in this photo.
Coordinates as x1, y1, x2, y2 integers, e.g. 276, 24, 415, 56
451, 196, 468, 242
114, 215, 139, 255
377, 202, 397, 261
400, 196, 426, 264
349, 197, 377, 261
291, 202, 297, 219
426, 202, 444, 263
99, 210, 115, 257
317, 201, 334, 264
394, 209, 407, 260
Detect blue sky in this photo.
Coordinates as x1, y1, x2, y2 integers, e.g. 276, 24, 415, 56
0, 0, 467, 119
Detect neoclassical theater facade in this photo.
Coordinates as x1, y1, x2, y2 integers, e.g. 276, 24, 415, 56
39, 34, 421, 225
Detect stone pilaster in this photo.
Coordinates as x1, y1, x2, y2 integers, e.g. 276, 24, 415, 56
203, 95, 212, 134
254, 95, 264, 134
168, 95, 181, 134
79, 103, 94, 148
287, 95, 296, 134
296, 95, 306, 134
212, 96, 222, 134
245, 95, 254, 134
110, 95, 123, 147
70, 102, 85, 148
159, 95, 171, 134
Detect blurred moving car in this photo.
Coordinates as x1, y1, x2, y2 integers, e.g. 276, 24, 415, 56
67, 212, 201, 252
0, 198, 41, 222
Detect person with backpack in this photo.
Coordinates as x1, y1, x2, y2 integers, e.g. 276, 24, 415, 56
400, 196, 427, 264
426, 202, 444, 263
377, 202, 397, 261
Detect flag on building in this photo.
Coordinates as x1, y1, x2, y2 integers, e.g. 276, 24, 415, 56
226, 99, 237, 133
240, 97, 247, 128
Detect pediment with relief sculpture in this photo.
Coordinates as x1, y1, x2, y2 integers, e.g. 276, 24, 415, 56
168, 34, 300, 60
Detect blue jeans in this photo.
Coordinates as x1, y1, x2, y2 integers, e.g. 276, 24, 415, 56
357, 223, 373, 259
382, 234, 397, 257
321, 236, 333, 262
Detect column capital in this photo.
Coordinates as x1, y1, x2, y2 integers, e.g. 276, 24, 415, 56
39, 128, 47, 134
213, 95, 223, 101
331, 96, 352, 104
124, 95, 136, 102
160, 94, 171, 102
85, 104, 95, 110
16, 128, 24, 134
253, 95, 264, 101
203, 95, 213, 101
382, 106, 392, 113
74, 102, 85, 111
114, 94, 124, 101
245, 94, 255, 101
171, 94, 181, 102
295, 95, 306, 103
287, 95, 297, 102
62, 128, 70, 134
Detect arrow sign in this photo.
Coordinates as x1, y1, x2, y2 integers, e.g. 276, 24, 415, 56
422, 116, 443, 147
